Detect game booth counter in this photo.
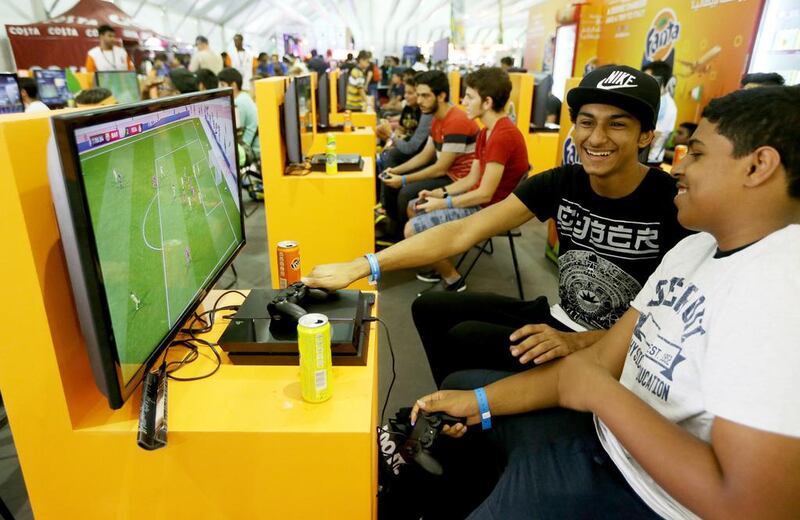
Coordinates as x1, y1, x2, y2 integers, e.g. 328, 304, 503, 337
0, 94, 379, 518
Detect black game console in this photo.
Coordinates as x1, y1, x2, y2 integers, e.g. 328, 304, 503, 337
218, 286, 375, 366
309, 153, 364, 172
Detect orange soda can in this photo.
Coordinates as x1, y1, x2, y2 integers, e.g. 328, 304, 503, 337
277, 240, 301, 288
344, 110, 353, 133
673, 145, 688, 168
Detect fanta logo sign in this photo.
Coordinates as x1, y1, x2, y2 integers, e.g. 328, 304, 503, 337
563, 127, 579, 165
645, 9, 681, 62
290, 258, 301, 270
596, 70, 638, 90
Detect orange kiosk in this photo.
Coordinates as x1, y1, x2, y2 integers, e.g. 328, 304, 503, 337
1, 106, 379, 518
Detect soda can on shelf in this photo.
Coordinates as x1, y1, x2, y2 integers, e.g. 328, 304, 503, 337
297, 313, 333, 403
277, 240, 301, 289
344, 110, 353, 133
325, 133, 338, 175
673, 144, 689, 168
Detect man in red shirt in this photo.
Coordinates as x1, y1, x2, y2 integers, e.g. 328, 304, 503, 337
381, 70, 479, 238
408, 67, 530, 292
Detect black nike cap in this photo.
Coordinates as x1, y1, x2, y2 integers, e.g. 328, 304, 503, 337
566, 65, 660, 131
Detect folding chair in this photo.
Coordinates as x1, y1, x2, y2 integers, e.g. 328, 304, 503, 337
455, 229, 525, 300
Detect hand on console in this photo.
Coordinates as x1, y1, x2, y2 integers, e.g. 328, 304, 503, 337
303, 258, 369, 291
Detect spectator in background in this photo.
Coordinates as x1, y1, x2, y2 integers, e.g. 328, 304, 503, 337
75, 87, 116, 107
663, 121, 698, 164
346, 50, 371, 111
288, 55, 309, 76
169, 68, 198, 94
19, 78, 51, 113
196, 68, 219, 91
740, 72, 785, 89
546, 94, 562, 125
85, 25, 134, 73
189, 36, 223, 74
342, 53, 356, 72
412, 54, 429, 72
307, 49, 327, 75
152, 53, 170, 78
500, 56, 514, 72
644, 60, 677, 166
218, 67, 260, 160
381, 69, 406, 114
265, 54, 288, 76
229, 34, 255, 92
221, 51, 231, 68
376, 75, 431, 171
256, 53, 270, 76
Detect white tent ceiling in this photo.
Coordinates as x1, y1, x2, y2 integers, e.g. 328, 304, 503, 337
1, 0, 546, 68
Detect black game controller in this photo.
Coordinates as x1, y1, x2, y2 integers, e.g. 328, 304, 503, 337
401, 411, 465, 476
378, 171, 391, 180
267, 282, 332, 325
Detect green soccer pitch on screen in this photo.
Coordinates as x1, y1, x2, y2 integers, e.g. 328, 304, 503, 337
48, 90, 245, 409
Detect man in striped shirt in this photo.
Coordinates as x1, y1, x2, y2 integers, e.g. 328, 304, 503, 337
381, 70, 479, 238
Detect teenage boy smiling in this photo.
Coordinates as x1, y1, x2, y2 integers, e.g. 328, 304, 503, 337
304, 65, 689, 386
412, 84, 800, 520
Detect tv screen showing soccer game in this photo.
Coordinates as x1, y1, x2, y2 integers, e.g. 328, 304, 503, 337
0, 73, 23, 114
48, 90, 244, 409
96, 70, 141, 105
34, 69, 71, 107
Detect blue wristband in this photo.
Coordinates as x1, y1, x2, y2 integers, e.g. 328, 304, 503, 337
364, 253, 380, 285
446, 195, 454, 209
474, 387, 492, 430
401, 175, 407, 187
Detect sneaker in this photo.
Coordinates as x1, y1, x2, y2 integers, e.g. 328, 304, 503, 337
416, 269, 442, 283
417, 277, 466, 297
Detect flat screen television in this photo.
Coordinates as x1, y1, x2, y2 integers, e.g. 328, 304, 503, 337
34, 68, 71, 108
0, 72, 24, 114
96, 70, 140, 105
294, 74, 314, 158
283, 78, 303, 165
316, 71, 330, 127
530, 73, 555, 129
336, 69, 349, 112
47, 89, 245, 409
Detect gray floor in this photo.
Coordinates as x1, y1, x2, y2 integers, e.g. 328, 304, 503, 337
0, 194, 558, 518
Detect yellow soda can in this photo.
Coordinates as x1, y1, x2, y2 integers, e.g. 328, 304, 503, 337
297, 313, 333, 403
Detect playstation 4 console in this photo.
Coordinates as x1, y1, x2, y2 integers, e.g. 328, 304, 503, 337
309, 153, 364, 172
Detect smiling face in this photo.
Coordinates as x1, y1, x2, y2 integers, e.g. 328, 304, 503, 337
573, 103, 653, 178
671, 119, 746, 232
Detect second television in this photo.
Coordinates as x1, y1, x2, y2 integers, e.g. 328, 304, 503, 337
96, 70, 141, 105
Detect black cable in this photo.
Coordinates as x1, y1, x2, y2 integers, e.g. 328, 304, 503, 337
365, 317, 396, 426
167, 290, 247, 381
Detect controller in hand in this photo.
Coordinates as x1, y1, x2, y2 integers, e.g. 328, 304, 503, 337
267, 282, 332, 324
401, 411, 465, 475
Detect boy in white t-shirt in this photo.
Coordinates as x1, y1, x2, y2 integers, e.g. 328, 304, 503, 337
412, 85, 800, 519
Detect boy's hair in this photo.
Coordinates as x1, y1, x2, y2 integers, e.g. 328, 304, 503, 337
414, 70, 449, 101
195, 35, 209, 45
357, 50, 370, 61
98, 25, 115, 36
702, 86, 800, 198
196, 68, 218, 89
643, 60, 672, 88
678, 122, 698, 134
500, 56, 514, 67
464, 67, 512, 111
404, 75, 417, 88
75, 87, 113, 105
217, 67, 243, 90
740, 72, 785, 88
18, 77, 38, 99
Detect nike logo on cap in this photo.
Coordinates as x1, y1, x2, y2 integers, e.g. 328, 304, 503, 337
597, 70, 638, 89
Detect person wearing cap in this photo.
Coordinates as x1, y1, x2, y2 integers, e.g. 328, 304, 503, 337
409, 85, 800, 520
304, 65, 688, 386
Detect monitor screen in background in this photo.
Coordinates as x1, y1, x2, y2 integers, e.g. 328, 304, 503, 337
35, 69, 71, 107
295, 75, 314, 158
96, 71, 140, 105
69, 95, 243, 388
432, 38, 449, 64
316, 72, 330, 127
0, 73, 23, 114
283, 78, 302, 164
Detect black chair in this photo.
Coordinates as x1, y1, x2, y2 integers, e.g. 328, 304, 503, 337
455, 229, 525, 300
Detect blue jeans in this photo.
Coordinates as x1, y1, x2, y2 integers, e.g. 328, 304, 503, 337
431, 370, 662, 520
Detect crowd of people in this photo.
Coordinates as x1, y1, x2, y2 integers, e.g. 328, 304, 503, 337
14, 22, 799, 518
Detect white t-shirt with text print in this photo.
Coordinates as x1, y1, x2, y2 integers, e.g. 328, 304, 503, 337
596, 224, 800, 519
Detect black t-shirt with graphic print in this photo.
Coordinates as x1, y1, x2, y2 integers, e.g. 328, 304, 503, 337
514, 164, 689, 329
